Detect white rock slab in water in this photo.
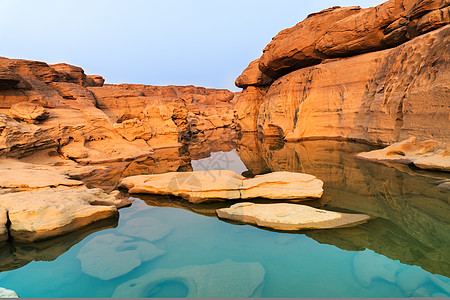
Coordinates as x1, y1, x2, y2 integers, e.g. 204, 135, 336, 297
216, 202, 370, 230
120, 170, 323, 203
113, 259, 265, 297
0, 287, 19, 298
77, 233, 165, 280
356, 137, 450, 172
117, 216, 171, 242
0, 208, 8, 242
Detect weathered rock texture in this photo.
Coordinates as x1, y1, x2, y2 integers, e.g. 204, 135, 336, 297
0, 160, 130, 242
0, 57, 236, 163
235, 0, 450, 145
120, 170, 323, 203
113, 259, 265, 298
356, 137, 450, 171
217, 202, 371, 230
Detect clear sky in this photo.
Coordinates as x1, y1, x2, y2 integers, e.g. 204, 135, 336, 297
0, 0, 385, 91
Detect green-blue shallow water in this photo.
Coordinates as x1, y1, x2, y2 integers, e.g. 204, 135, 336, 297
0, 136, 449, 297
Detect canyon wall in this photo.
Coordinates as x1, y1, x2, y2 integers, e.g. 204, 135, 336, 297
234, 0, 450, 145
0, 57, 236, 162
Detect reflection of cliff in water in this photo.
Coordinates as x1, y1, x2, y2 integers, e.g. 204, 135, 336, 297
236, 133, 450, 277
82, 128, 237, 191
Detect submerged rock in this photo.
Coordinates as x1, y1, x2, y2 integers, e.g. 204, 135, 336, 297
120, 170, 323, 203
0, 186, 123, 242
353, 251, 400, 288
113, 259, 265, 297
216, 202, 370, 230
0, 287, 19, 298
117, 216, 171, 242
356, 137, 450, 172
77, 233, 165, 280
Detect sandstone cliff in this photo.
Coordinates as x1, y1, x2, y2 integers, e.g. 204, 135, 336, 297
0, 57, 236, 162
234, 0, 450, 145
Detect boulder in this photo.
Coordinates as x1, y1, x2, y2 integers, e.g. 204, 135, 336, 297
120, 170, 323, 203
0, 287, 19, 298
356, 137, 450, 172
216, 202, 371, 230
0, 208, 8, 242
77, 233, 165, 280
113, 259, 265, 297
254, 0, 450, 80
0, 186, 123, 242
9, 102, 49, 123
235, 59, 274, 88
259, 6, 361, 78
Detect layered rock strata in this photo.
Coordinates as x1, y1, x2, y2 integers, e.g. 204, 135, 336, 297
234, 0, 450, 145
120, 170, 324, 203
0, 57, 236, 163
216, 202, 371, 230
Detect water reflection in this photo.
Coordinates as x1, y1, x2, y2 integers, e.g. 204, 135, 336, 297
0, 217, 118, 272
236, 133, 450, 277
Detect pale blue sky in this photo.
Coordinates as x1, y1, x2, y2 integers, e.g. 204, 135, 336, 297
0, 0, 385, 91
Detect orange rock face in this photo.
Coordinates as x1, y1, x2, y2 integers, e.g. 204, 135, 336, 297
256, 0, 450, 80
0, 57, 236, 162
234, 0, 450, 146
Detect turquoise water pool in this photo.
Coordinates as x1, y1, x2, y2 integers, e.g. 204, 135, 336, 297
0, 136, 449, 297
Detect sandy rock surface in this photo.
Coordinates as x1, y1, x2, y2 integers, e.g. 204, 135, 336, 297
120, 170, 323, 203
356, 137, 450, 172
216, 202, 371, 230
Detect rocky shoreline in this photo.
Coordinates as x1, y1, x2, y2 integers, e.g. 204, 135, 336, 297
0, 0, 449, 247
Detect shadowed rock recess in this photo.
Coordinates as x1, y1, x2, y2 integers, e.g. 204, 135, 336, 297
234, 0, 450, 147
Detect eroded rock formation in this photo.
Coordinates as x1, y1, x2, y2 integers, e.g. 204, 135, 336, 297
120, 170, 323, 203
0, 56, 236, 163
234, 0, 450, 146
216, 202, 371, 230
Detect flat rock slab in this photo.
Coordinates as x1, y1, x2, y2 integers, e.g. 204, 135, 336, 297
0, 186, 120, 242
0, 287, 19, 298
113, 259, 265, 297
77, 233, 165, 280
216, 202, 371, 230
120, 170, 323, 203
356, 137, 450, 172
0, 168, 83, 189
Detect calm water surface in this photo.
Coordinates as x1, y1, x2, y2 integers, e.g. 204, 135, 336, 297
0, 132, 449, 297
